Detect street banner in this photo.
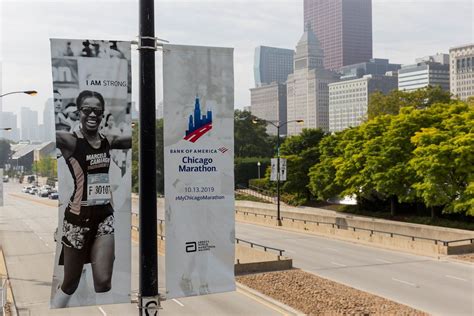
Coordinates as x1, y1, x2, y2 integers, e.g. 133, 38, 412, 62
270, 158, 287, 181
49, 39, 132, 308
0, 169, 3, 207
163, 44, 235, 299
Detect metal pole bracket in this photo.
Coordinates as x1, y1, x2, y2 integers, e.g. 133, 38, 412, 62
132, 36, 169, 51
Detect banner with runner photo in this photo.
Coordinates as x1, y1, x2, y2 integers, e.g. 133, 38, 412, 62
49, 38, 132, 309
163, 44, 235, 299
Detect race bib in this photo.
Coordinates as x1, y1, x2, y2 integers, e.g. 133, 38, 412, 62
87, 173, 111, 205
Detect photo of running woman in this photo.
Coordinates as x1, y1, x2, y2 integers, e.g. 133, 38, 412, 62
51, 90, 131, 308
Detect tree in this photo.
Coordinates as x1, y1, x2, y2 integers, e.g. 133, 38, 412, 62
410, 102, 474, 216
234, 110, 275, 158
0, 139, 11, 168
35, 156, 57, 179
280, 129, 326, 203
368, 86, 452, 120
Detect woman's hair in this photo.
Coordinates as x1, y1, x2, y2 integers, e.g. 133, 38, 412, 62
105, 113, 113, 127
76, 90, 105, 110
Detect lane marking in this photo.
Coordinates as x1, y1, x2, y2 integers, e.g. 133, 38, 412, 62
172, 298, 184, 307
392, 277, 417, 287
376, 259, 392, 264
330, 261, 347, 267
97, 306, 107, 316
237, 288, 287, 316
445, 275, 468, 282
324, 247, 340, 252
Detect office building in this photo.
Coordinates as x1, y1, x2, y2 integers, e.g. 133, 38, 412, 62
20, 107, 39, 142
304, 0, 373, 70
41, 99, 55, 142
398, 58, 450, 92
254, 46, 294, 87
339, 58, 401, 80
286, 25, 339, 135
416, 53, 449, 65
329, 74, 397, 132
0, 111, 20, 142
450, 44, 474, 100
250, 83, 287, 135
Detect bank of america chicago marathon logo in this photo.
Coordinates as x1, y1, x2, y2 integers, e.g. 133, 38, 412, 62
184, 96, 213, 143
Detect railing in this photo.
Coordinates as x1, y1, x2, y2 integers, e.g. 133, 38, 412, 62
131, 222, 286, 252
235, 184, 276, 203
236, 238, 285, 257
236, 209, 474, 247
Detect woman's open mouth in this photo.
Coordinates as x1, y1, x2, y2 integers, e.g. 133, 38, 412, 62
85, 118, 98, 129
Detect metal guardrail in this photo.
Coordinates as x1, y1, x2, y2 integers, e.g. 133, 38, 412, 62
132, 222, 285, 253
236, 210, 474, 247
235, 238, 285, 257
236, 184, 276, 203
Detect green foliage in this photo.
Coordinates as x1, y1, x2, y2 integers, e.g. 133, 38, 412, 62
234, 110, 275, 158
131, 119, 164, 194
235, 157, 270, 187
34, 156, 57, 179
410, 102, 474, 215
0, 139, 11, 168
368, 85, 452, 120
309, 99, 474, 217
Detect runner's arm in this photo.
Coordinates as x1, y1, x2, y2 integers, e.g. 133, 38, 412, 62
56, 131, 76, 158
108, 135, 132, 149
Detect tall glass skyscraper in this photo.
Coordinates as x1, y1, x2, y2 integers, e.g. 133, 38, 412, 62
254, 46, 294, 87
304, 0, 373, 70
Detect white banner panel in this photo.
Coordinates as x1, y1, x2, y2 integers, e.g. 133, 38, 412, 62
0, 169, 3, 207
163, 44, 235, 299
49, 39, 132, 309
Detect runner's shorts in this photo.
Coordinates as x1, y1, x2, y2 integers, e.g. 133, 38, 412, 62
62, 203, 114, 251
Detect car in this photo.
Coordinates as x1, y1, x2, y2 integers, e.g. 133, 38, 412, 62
2, 176, 9, 183
29, 187, 38, 195
22, 186, 32, 193
38, 189, 50, 198
48, 191, 59, 200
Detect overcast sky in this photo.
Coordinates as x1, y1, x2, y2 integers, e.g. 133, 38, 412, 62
1, 0, 473, 124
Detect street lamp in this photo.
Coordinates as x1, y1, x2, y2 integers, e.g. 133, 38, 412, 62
0, 128, 12, 131
0, 90, 38, 98
252, 118, 304, 226
257, 161, 261, 179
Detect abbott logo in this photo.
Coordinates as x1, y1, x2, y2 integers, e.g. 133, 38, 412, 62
185, 242, 197, 253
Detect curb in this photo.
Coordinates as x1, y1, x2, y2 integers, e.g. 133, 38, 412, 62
236, 282, 305, 316
439, 255, 474, 266
0, 248, 17, 316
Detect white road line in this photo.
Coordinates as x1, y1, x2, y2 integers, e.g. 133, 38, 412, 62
331, 261, 347, 267
324, 247, 339, 252
392, 277, 417, 287
376, 258, 392, 264
445, 275, 468, 282
172, 298, 184, 307
97, 306, 107, 316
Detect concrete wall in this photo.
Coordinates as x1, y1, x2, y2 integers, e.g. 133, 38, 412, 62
235, 208, 474, 257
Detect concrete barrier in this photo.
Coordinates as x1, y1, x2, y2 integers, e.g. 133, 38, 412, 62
131, 219, 292, 274
235, 206, 474, 257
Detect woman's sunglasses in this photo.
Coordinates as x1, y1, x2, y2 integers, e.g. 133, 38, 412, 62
80, 107, 104, 116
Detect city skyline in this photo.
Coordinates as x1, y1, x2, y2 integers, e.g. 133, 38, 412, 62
0, 0, 472, 128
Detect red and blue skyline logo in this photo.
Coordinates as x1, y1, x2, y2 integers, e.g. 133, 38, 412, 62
184, 96, 213, 143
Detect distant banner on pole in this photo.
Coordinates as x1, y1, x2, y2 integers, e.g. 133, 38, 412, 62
49, 39, 132, 309
163, 44, 235, 299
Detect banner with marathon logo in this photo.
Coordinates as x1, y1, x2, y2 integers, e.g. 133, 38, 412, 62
163, 44, 235, 298
49, 38, 132, 308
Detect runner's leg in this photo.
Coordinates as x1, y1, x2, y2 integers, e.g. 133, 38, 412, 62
90, 234, 115, 292
62, 246, 86, 295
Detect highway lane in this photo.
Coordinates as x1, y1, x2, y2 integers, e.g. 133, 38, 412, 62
236, 221, 474, 316
0, 183, 281, 316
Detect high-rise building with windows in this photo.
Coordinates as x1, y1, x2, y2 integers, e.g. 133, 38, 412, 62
20, 107, 39, 142
398, 56, 450, 92
254, 46, 294, 87
339, 58, 400, 80
304, 0, 373, 70
450, 44, 474, 100
250, 83, 287, 136
329, 74, 397, 132
286, 24, 339, 135
0, 111, 20, 142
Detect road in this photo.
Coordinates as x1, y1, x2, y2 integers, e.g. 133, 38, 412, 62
236, 221, 474, 316
0, 182, 282, 316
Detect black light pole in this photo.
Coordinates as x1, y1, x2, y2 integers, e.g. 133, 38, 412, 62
138, 0, 159, 314
252, 118, 303, 226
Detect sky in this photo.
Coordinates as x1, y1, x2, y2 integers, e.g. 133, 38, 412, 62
0, 0, 473, 125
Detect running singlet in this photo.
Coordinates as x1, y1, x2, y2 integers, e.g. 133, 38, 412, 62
66, 131, 111, 214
